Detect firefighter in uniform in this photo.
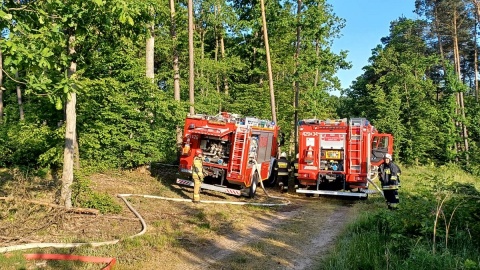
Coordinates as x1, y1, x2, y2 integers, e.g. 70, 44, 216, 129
274, 152, 291, 191
378, 153, 400, 209
290, 153, 299, 188
192, 149, 205, 203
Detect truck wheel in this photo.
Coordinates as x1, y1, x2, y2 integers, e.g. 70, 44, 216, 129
249, 172, 259, 198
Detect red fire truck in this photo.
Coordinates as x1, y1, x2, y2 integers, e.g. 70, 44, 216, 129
176, 112, 284, 198
295, 118, 393, 198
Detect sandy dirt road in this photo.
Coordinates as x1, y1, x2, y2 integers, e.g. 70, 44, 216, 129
168, 194, 358, 270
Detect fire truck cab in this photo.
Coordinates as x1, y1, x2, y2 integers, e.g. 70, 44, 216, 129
296, 118, 393, 198
177, 112, 283, 198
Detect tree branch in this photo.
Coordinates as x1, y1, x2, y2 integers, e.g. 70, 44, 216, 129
1, 68, 27, 85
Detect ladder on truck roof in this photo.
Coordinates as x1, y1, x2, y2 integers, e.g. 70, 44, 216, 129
348, 118, 365, 174
229, 126, 249, 175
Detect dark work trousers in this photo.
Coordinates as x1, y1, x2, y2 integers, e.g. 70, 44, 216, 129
382, 180, 399, 209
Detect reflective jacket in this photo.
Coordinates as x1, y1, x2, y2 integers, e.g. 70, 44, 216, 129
290, 158, 299, 177
378, 162, 400, 185
274, 157, 291, 176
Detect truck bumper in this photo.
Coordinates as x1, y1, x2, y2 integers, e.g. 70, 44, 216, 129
176, 178, 242, 196
296, 188, 371, 197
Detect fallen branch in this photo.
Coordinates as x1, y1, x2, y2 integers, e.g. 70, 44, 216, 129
0, 197, 99, 215
0, 236, 38, 244
70, 214, 138, 221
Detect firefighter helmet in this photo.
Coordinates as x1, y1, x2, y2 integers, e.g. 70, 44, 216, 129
280, 152, 287, 158
195, 149, 203, 156
385, 153, 392, 160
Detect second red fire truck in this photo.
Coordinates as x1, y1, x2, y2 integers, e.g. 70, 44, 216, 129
176, 112, 284, 198
295, 118, 393, 198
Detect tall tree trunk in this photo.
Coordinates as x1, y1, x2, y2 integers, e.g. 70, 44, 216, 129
259, 0, 276, 123
200, 29, 205, 95
215, 31, 220, 94
214, 4, 229, 96
213, 5, 220, 96
313, 0, 321, 89
61, 33, 77, 209
314, 40, 320, 88
188, 0, 195, 115
293, 0, 302, 155
146, 11, 155, 81
0, 45, 3, 124
289, 81, 296, 156
220, 33, 229, 95
170, 0, 183, 157
434, 3, 446, 101
170, 0, 180, 101
453, 9, 469, 162
15, 71, 25, 121
473, 0, 480, 101
475, 23, 479, 102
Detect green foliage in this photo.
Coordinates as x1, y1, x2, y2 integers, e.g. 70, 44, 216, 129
1, 0, 348, 171
341, 18, 451, 165
72, 173, 122, 214
321, 165, 480, 270
0, 122, 63, 169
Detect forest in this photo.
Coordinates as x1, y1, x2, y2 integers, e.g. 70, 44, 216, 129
0, 0, 479, 203
1, 0, 480, 269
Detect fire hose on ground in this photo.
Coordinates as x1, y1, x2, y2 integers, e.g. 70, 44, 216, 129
0, 181, 290, 267
366, 174, 384, 198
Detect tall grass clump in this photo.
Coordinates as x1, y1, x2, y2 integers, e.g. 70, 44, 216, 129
320, 164, 480, 270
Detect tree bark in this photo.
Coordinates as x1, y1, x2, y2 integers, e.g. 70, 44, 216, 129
215, 30, 220, 94
475, 23, 479, 102
200, 29, 205, 95
434, 3, 446, 101
0, 45, 3, 124
452, 9, 469, 162
15, 71, 24, 121
188, 0, 195, 115
220, 33, 229, 95
170, 0, 183, 157
473, 0, 480, 101
170, 0, 180, 101
146, 10, 155, 81
259, 0, 276, 123
293, 0, 302, 156
314, 40, 320, 88
60, 34, 77, 209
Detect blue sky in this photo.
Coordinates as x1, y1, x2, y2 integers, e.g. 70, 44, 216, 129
328, 0, 419, 95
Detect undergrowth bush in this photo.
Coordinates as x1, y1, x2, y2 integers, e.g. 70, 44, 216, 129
72, 173, 122, 214
321, 166, 480, 270
0, 123, 63, 169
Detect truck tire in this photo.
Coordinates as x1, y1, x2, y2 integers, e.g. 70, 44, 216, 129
249, 172, 259, 198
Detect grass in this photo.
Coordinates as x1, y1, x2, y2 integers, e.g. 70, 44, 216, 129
318, 164, 480, 270
7, 164, 477, 269
0, 253, 28, 270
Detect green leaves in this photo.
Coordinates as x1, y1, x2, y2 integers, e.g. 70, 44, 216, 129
0, 10, 12, 21
119, 12, 135, 26
92, 0, 105, 6
55, 97, 63, 110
